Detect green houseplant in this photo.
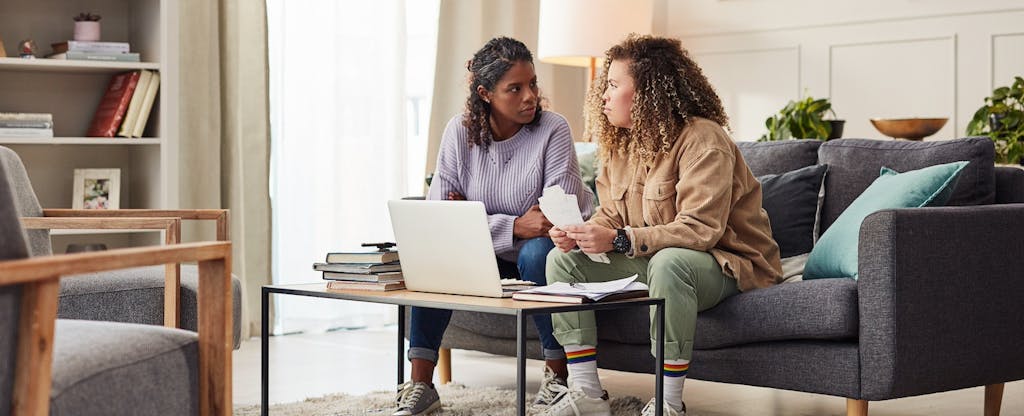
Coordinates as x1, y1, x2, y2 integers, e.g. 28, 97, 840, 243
759, 96, 843, 141
967, 76, 1024, 164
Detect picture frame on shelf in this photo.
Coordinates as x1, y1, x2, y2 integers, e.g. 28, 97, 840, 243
72, 168, 120, 209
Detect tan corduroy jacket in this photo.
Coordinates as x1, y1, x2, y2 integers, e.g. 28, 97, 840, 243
589, 117, 782, 291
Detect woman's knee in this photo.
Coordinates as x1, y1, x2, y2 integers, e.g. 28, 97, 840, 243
647, 248, 710, 287
519, 237, 555, 267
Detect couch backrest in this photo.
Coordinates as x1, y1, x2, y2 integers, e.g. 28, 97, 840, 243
994, 166, 1024, 203
736, 139, 822, 177
0, 146, 52, 256
817, 137, 996, 232
0, 161, 32, 413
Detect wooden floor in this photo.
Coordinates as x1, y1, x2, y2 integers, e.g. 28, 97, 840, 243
234, 327, 1024, 415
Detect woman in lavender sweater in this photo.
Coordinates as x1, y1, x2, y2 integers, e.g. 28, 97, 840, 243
394, 37, 593, 416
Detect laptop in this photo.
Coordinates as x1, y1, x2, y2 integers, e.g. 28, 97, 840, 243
388, 199, 521, 298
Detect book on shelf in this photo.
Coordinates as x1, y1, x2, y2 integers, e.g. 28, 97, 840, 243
86, 71, 142, 137
511, 275, 649, 304
47, 51, 141, 62
313, 261, 402, 274
0, 120, 52, 129
0, 113, 52, 122
326, 249, 399, 264
130, 70, 160, 137
326, 280, 406, 291
322, 271, 404, 282
0, 127, 53, 138
118, 69, 154, 137
51, 40, 130, 54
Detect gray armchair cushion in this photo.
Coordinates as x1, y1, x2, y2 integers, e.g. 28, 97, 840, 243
50, 320, 198, 416
817, 137, 995, 231
59, 264, 243, 348
994, 166, 1024, 203
0, 146, 50, 256
737, 139, 822, 177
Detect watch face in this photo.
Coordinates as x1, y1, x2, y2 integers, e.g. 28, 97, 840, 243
613, 230, 630, 254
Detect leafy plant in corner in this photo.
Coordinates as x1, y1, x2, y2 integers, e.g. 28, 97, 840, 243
759, 96, 838, 142
967, 76, 1024, 164
73, 12, 101, 22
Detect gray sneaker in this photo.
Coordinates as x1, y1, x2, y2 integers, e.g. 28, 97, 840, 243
393, 381, 441, 416
533, 366, 569, 406
640, 398, 685, 416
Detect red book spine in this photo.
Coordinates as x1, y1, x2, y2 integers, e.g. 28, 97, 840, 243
86, 71, 142, 137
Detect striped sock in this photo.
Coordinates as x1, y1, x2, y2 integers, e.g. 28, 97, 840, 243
564, 345, 603, 398
663, 359, 689, 412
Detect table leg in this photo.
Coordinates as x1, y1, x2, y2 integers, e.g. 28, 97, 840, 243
397, 304, 406, 386
655, 301, 665, 416
261, 288, 270, 416
517, 310, 527, 416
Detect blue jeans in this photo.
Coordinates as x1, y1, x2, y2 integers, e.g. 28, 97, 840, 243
408, 237, 565, 362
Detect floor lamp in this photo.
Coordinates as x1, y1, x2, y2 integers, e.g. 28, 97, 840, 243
537, 0, 654, 81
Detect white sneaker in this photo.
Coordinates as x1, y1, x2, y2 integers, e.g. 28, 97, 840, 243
533, 366, 569, 406
539, 384, 611, 416
639, 398, 685, 416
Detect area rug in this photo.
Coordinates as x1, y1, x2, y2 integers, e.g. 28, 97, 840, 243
235, 383, 647, 415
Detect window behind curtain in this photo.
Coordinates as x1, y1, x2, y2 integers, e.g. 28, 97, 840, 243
267, 0, 439, 335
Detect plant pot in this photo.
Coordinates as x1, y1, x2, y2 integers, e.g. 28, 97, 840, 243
826, 120, 845, 140
73, 21, 101, 42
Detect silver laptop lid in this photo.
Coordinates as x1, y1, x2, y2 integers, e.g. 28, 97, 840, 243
387, 199, 504, 297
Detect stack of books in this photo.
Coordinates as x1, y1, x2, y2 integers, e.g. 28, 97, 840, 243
86, 69, 161, 138
0, 113, 53, 138
47, 41, 140, 62
316, 249, 405, 291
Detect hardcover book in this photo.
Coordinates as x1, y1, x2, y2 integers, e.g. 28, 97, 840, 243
326, 280, 406, 291
313, 261, 402, 274
47, 51, 141, 62
118, 69, 153, 137
86, 71, 141, 137
511, 289, 647, 304
131, 71, 160, 137
51, 40, 130, 54
322, 271, 404, 282
325, 250, 399, 264
511, 276, 648, 304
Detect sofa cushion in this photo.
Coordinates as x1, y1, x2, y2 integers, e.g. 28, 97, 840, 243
595, 278, 859, 349
759, 164, 828, 259
817, 137, 995, 232
58, 264, 244, 348
805, 161, 968, 280
737, 139, 822, 177
50, 319, 198, 416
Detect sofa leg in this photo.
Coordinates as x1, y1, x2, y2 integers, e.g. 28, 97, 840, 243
438, 347, 452, 385
846, 398, 868, 416
985, 383, 1004, 416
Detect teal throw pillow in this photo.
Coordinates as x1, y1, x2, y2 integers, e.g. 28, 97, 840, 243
803, 161, 968, 280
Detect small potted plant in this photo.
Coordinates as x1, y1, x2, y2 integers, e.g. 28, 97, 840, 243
73, 12, 102, 42
967, 76, 1024, 164
759, 96, 844, 141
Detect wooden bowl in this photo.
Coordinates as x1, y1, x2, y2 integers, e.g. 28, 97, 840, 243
869, 118, 948, 140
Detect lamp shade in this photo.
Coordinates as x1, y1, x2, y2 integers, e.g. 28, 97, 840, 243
537, 0, 653, 67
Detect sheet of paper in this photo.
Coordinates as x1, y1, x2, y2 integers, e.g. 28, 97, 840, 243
516, 275, 648, 300
538, 185, 610, 263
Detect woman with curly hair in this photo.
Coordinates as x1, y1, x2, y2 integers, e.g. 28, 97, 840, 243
394, 36, 594, 416
540, 35, 782, 416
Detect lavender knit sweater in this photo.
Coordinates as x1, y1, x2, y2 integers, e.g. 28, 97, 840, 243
428, 111, 594, 262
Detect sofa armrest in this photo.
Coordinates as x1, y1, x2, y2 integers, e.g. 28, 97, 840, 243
857, 205, 1024, 400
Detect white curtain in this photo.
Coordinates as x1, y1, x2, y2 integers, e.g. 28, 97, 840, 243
268, 0, 438, 334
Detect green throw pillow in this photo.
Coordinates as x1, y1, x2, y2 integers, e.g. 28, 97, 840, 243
803, 161, 968, 280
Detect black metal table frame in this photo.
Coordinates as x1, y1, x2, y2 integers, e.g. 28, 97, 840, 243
261, 284, 667, 416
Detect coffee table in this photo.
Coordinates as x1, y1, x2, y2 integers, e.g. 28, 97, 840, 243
261, 283, 667, 416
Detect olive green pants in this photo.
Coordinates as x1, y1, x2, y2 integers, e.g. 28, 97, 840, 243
546, 247, 739, 361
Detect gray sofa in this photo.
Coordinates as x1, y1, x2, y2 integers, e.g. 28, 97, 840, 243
0, 145, 242, 348
437, 137, 1024, 414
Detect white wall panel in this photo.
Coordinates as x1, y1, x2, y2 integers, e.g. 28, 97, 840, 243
694, 48, 800, 141
830, 37, 956, 139
993, 33, 1024, 90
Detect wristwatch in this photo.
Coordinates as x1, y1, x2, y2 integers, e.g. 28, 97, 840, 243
612, 228, 631, 254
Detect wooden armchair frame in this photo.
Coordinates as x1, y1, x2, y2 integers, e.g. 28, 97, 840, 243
0, 241, 233, 416
22, 209, 228, 328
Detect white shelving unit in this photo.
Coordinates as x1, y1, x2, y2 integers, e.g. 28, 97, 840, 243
0, 0, 178, 251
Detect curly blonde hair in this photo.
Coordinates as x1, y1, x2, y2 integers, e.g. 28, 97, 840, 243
585, 34, 728, 162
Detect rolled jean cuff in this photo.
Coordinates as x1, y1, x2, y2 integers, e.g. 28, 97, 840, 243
408, 347, 439, 363
543, 347, 567, 360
